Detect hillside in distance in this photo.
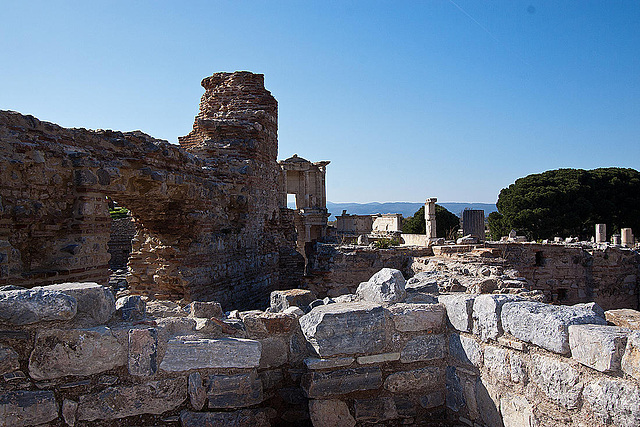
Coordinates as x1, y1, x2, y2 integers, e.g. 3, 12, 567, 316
323, 201, 498, 221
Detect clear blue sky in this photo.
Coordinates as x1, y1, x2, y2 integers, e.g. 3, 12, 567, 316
2, 1, 639, 203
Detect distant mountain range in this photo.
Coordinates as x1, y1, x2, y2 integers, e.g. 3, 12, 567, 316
323, 202, 498, 220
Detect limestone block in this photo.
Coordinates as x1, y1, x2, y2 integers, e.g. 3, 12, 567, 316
188, 372, 206, 411
438, 294, 477, 332
188, 300, 223, 318
621, 331, 640, 380
299, 302, 387, 357
62, 399, 78, 427
0, 343, 19, 375
115, 295, 146, 321
160, 337, 261, 371
583, 377, 640, 427
509, 352, 527, 384
308, 399, 355, 427
128, 327, 158, 377
388, 303, 445, 332
302, 366, 383, 398
472, 294, 523, 342
0, 390, 58, 426
405, 272, 439, 294
270, 289, 316, 312
356, 268, 406, 304
29, 326, 126, 380
146, 300, 187, 318
449, 333, 482, 368
77, 377, 186, 421
569, 324, 629, 372
501, 301, 606, 354
357, 352, 400, 364
483, 345, 510, 379
384, 366, 443, 393
404, 292, 438, 304
530, 354, 582, 409
181, 409, 270, 427
0, 288, 76, 325
206, 370, 263, 409
606, 308, 640, 330
400, 334, 446, 363
500, 393, 533, 427
180, 409, 271, 427
354, 397, 398, 422
304, 357, 354, 370
156, 317, 196, 338
43, 282, 115, 324
259, 335, 288, 369
241, 311, 297, 338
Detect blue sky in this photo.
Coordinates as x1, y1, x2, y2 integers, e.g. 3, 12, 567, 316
1, 1, 638, 203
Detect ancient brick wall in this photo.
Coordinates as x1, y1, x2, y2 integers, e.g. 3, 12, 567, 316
107, 216, 136, 270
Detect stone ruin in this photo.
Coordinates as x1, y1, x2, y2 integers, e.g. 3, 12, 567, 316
2, 71, 640, 426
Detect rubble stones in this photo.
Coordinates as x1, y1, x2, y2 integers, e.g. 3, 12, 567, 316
270, 289, 316, 312
0, 390, 58, 426
472, 294, 523, 341
44, 282, 115, 324
115, 295, 146, 321
388, 302, 445, 332
308, 399, 356, 427
160, 337, 261, 371
299, 302, 386, 357
29, 326, 126, 380
206, 370, 263, 409
77, 377, 187, 420
400, 334, 446, 363
356, 268, 407, 304
501, 301, 606, 354
569, 324, 629, 372
302, 367, 383, 398
62, 399, 78, 427
0, 344, 19, 375
0, 288, 76, 325
438, 294, 477, 332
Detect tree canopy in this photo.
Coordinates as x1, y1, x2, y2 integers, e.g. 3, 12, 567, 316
402, 204, 460, 239
488, 168, 640, 240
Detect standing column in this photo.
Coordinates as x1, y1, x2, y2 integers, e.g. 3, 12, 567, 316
303, 171, 310, 208
425, 198, 437, 239
621, 228, 634, 247
595, 224, 607, 243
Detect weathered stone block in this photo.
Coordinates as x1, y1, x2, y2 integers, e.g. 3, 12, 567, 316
115, 295, 146, 321
583, 377, 640, 427
188, 300, 223, 318
44, 282, 115, 324
501, 301, 606, 354
357, 352, 400, 364
569, 324, 629, 372
483, 345, 510, 379
302, 366, 383, 398
0, 288, 76, 325
299, 302, 386, 357
354, 397, 398, 422
388, 303, 445, 332
241, 311, 297, 338
160, 337, 261, 371
77, 377, 186, 420
406, 272, 439, 294
445, 366, 465, 412
400, 334, 446, 363
0, 390, 58, 426
206, 370, 263, 409
606, 308, 640, 330
622, 331, 640, 380
0, 344, 19, 375
62, 399, 78, 427
180, 409, 271, 427
449, 333, 482, 368
356, 268, 406, 304
304, 357, 354, 370
420, 391, 445, 409
500, 393, 533, 427
188, 372, 206, 411
270, 289, 316, 312
438, 294, 477, 332
259, 335, 288, 369
128, 327, 158, 377
308, 399, 355, 427
384, 366, 443, 393
472, 294, 522, 341
530, 354, 582, 409
29, 326, 126, 380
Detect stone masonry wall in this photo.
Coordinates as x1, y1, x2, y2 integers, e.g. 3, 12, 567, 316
107, 216, 136, 270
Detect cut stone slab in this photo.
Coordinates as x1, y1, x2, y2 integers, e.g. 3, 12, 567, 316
400, 334, 446, 363
0, 390, 58, 427
29, 326, 126, 380
384, 366, 443, 393
356, 268, 406, 304
472, 294, 523, 342
77, 377, 186, 421
569, 324, 629, 372
621, 331, 640, 380
309, 399, 355, 427
449, 333, 482, 368
271, 289, 316, 312
0, 343, 19, 375
180, 409, 271, 427
115, 295, 146, 321
388, 303, 445, 332
357, 352, 400, 364
354, 397, 398, 422
241, 311, 298, 338
438, 294, 477, 332
128, 327, 158, 377
530, 354, 582, 409
501, 301, 606, 354
160, 337, 261, 371
259, 335, 288, 369
302, 366, 383, 398
299, 302, 387, 357
206, 370, 263, 409
483, 345, 510, 379
43, 282, 115, 324
304, 357, 354, 370
188, 300, 223, 318
0, 288, 76, 325
605, 308, 640, 330
583, 377, 640, 427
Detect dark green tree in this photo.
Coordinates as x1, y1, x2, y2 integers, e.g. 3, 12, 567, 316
490, 168, 640, 240
402, 205, 460, 238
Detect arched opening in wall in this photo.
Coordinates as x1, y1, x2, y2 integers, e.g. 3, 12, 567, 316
105, 196, 137, 294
